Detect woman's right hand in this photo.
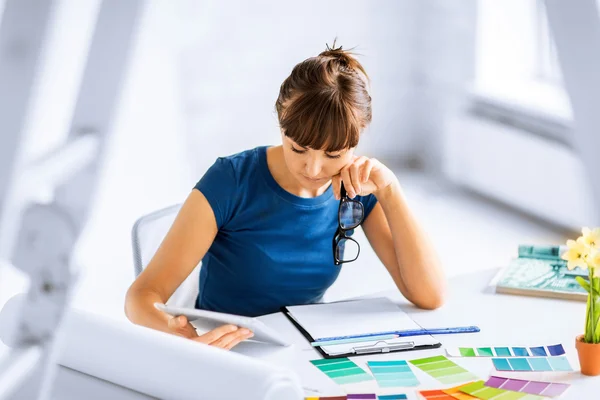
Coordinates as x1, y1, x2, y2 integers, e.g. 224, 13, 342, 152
167, 315, 254, 350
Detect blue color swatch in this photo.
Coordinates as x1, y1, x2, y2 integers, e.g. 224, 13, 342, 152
530, 346, 547, 356
494, 347, 511, 356
492, 358, 511, 371
367, 360, 419, 387
548, 344, 566, 356
451, 344, 565, 357
492, 356, 573, 372
512, 347, 529, 356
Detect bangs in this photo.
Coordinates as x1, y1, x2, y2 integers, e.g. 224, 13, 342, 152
279, 90, 361, 152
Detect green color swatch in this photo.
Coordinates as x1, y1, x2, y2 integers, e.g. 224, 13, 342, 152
477, 347, 494, 357
409, 355, 476, 384
460, 380, 544, 400
459, 347, 476, 357
310, 358, 374, 385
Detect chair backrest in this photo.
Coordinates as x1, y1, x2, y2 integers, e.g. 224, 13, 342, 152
131, 204, 200, 308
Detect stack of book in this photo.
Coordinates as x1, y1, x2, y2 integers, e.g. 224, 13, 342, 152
492, 245, 588, 301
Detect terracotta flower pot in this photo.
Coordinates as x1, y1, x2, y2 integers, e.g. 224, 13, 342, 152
576, 335, 600, 376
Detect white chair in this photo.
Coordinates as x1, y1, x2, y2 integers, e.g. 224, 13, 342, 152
131, 204, 200, 308
127, 206, 304, 399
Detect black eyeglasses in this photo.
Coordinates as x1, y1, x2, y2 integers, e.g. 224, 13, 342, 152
333, 183, 364, 265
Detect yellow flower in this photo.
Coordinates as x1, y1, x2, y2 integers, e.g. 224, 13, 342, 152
562, 238, 589, 270
581, 227, 600, 249
588, 248, 600, 270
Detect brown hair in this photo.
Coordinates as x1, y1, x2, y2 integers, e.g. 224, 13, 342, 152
275, 41, 372, 152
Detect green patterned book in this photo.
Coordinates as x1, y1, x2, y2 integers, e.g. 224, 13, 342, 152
493, 245, 588, 301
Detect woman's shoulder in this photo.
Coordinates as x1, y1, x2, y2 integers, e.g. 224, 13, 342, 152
211, 146, 266, 182
220, 146, 264, 167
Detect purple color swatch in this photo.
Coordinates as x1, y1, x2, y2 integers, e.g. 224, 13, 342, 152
542, 383, 571, 397
347, 395, 377, 399
485, 376, 508, 388
524, 381, 549, 394
485, 376, 570, 397
501, 378, 528, 391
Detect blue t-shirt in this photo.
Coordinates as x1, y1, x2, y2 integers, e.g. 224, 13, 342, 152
194, 146, 378, 317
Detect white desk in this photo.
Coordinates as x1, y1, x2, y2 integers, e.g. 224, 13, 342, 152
50, 268, 598, 399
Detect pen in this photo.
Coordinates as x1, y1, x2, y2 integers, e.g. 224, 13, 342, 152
310, 334, 399, 347
314, 326, 480, 343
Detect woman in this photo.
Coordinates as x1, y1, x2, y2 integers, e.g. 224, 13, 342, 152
125, 43, 446, 351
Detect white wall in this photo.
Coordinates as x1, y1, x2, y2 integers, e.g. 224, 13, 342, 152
0, 0, 194, 315
71, 1, 194, 314
174, 0, 476, 174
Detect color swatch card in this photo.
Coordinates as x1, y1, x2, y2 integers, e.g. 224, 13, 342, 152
492, 356, 573, 372
310, 358, 374, 385
419, 383, 477, 399
418, 389, 456, 399
459, 380, 544, 400
447, 344, 565, 358
442, 383, 480, 399
305, 394, 407, 400
485, 376, 570, 398
347, 395, 407, 400
367, 360, 419, 387
304, 393, 408, 400
305, 397, 348, 400
409, 355, 477, 384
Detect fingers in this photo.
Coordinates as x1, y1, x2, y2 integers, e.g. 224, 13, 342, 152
342, 157, 368, 198
168, 318, 254, 350
167, 315, 198, 339
362, 158, 375, 184
196, 324, 239, 344
194, 324, 254, 350
207, 328, 254, 350
340, 167, 353, 198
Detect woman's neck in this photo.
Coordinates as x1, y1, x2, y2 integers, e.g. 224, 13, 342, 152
266, 146, 330, 198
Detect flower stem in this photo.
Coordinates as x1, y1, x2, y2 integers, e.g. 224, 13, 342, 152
590, 271, 595, 343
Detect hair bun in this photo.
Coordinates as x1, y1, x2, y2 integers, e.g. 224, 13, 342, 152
319, 39, 365, 78
320, 41, 351, 64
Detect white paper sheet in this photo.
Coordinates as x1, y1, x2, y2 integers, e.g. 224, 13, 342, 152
286, 297, 440, 355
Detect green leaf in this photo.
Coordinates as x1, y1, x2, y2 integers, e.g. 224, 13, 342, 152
585, 295, 594, 343
594, 276, 600, 294
577, 276, 600, 297
577, 276, 591, 293
594, 289, 600, 344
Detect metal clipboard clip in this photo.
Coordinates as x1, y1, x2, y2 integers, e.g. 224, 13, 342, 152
352, 340, 416, 355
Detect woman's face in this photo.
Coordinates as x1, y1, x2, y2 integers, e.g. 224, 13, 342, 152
281, 134, 355, 190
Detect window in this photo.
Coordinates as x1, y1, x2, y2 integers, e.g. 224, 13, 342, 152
535, 0, 562, 84
473, 0, 572, 127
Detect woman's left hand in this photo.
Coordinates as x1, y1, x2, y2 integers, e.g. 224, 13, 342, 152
333, 156, 398, 199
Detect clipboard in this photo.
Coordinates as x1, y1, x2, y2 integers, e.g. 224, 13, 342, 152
281, 297, 441, 359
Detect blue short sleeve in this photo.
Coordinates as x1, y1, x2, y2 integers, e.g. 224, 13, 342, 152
361, 194, 378, 220
194, 158, 238, 229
